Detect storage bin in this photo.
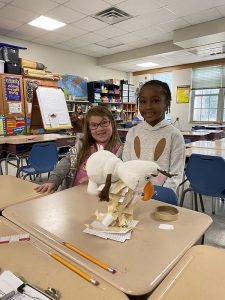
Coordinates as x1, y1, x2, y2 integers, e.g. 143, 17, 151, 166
2, 46, 19, 63
0, 60, 4, 73
4, 62, 21, 75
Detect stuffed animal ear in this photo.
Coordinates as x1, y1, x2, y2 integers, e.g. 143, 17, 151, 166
87, 180, 99, 195
134, 136, 141, 159
154, 138, 166, 161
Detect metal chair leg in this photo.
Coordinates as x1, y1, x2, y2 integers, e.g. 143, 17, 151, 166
212, 197, 216, 215
194, 192, 198, 211
199, 194, 205, 212
180, 187, 192, 207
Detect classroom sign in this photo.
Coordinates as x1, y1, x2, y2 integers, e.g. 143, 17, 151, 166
176, 85, 190, 103
4, 76, 21, 101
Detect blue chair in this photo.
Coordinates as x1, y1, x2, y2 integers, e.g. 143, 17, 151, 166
192, 125, 206, 130
17, 142, 58, 180
152, 185, 178, 205
180, 154, 225, 214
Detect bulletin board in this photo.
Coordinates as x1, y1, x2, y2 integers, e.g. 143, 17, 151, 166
30, 86, 72, 131
0, 74, 25, 118
176, 85, 190, 103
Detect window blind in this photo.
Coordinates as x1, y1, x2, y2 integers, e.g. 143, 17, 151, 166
192, 66, 222, 89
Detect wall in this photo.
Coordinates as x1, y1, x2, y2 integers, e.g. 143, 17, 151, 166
132, 69, 192, 130
0, 35, 127, 81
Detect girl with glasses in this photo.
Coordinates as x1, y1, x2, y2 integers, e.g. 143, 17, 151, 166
35, 106, 123, 194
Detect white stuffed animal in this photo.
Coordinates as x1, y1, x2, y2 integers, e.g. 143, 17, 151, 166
86, 150, 174, 228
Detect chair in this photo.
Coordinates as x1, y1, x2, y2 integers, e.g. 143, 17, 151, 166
17, 142, 58, 180
180, 154, 225, 214
152, 185, 178, 205
192, 125, 206, 130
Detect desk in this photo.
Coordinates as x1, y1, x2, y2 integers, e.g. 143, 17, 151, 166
182, 130, 224, 142
0, 217, 128, 300
148, 245, 225, 300
3, 185, 212, 296
3, 134, 75, 154
186, 138, 225, 150
185, 146, 225, 159
0, 175, 43, 210
202, 124, 225, 130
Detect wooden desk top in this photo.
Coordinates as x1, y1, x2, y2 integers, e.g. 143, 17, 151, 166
0, 217, 128, 300
3, 185, 212, 296
0, 175, 43, 210
1, 134, 74, 145
181, 129, 223, 136
148, 245, 225, 300
185, 146, 225, 158
187, 139, 225, 150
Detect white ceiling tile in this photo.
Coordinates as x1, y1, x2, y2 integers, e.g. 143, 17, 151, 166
157, 18, 190, 32
31, 37, 56, 46
166, 0, 213, 17
5, 31, 36, 41
0, 4, 38, 22
65, 0, 110, 15
127, 39, 154, 48
85, 44, 106, 51
217, 4, 225, 16
138, 7, 176, 26
104, 0, 127, 4
132, 25, 165, 39
183, 8, 222, 25
0, 2, 5, 8
0, 16, 21, 31
94, 25, 128, 38
11, 0, 58, 14
56, 25, 87, 38
114, 32, 143, 43
149, 31, 173, 43
117, 0, 161, 16
63, 38, 90, 48
0, 0, 13, 3
96, 39, 123, 47
10, 24, 46, 37
71, 16, 107, 31
77, 32, 106, 43
53, 42, 75, 50
38, 31, 73, 43
46, 5, 85, 24
51, 0, 69, 3
209, 0, 225, 5
114, 17, 146, 31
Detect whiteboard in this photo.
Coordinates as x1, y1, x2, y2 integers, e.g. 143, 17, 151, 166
36, 86, 72, 130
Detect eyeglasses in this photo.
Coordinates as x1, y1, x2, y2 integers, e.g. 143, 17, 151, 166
89, 120, 111, 130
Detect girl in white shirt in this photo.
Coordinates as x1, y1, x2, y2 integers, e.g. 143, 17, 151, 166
122, 80, 185, 192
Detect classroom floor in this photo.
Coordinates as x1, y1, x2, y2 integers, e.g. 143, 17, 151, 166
3, 161, 225, 250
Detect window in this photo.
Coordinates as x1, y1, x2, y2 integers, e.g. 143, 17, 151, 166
191, 66, 225, 123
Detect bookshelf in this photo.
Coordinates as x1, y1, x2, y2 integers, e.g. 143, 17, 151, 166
123, 103, 136, 121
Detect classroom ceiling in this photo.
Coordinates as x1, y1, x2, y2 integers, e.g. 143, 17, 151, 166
1, 0, 225, 72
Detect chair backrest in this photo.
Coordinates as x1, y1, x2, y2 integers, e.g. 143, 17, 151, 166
192, 125, 206, 130
152, 185, 178, 205
185, 154, 225, 197
28, 142, 58, 173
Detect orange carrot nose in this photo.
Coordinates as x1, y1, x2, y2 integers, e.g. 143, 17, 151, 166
142, 181, 154, 201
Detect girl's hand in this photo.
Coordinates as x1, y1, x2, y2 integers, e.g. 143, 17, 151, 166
34, 182, 56, 194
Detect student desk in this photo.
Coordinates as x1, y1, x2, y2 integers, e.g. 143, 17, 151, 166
3, 134, 75, 154
2, 185, 212, 296
185, 146, 225, 159
186, 138, 225, 150
182, 129, 224, 142
0, 217, 128, 300
201, 124, 225, 130
148, 245, 225, 300
0, 175, 43, 210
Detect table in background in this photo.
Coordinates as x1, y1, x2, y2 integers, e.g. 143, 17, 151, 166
0, 217, 128, 300
201, 124, 225, 130
186, 138, 225, 150
185, 146, 225, 159
148, 245, 225, 300
182, 130, 224, 142
0, 175, 43, 210
3, 185, 212, 296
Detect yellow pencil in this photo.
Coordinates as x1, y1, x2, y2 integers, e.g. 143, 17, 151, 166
50, 252, 99, 286
63, 242, 116, 274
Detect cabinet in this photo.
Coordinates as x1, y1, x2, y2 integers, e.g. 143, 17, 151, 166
121, 83, 136, 103
87, 81, 121, 104
123, 103, 136, 121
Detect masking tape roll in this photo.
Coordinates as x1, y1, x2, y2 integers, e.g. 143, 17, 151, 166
154, 205, 179, 221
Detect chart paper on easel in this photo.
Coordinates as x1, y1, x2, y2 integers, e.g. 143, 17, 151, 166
36, 86, 72, 130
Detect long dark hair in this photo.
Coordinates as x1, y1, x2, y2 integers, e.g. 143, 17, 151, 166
76, 106, 121, 168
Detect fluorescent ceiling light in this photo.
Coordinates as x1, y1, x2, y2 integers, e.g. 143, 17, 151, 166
137, 62, 159, 67
28, 16, 66, 31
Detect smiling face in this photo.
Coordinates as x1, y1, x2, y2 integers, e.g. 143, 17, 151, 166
88, 115, 113, 144
139, 84, 169, 126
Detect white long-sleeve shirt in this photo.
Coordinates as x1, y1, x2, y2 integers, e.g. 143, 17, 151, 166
122, 120, 185, 192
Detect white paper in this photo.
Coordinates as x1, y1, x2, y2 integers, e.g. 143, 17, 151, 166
84, 220, 139, 242
0, 271, 50, 299
27, 103, 32, 114
8, 103, 22, 114
158, 224, 174, 230
48, 114, 59, 128
36, 87, 71, 129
